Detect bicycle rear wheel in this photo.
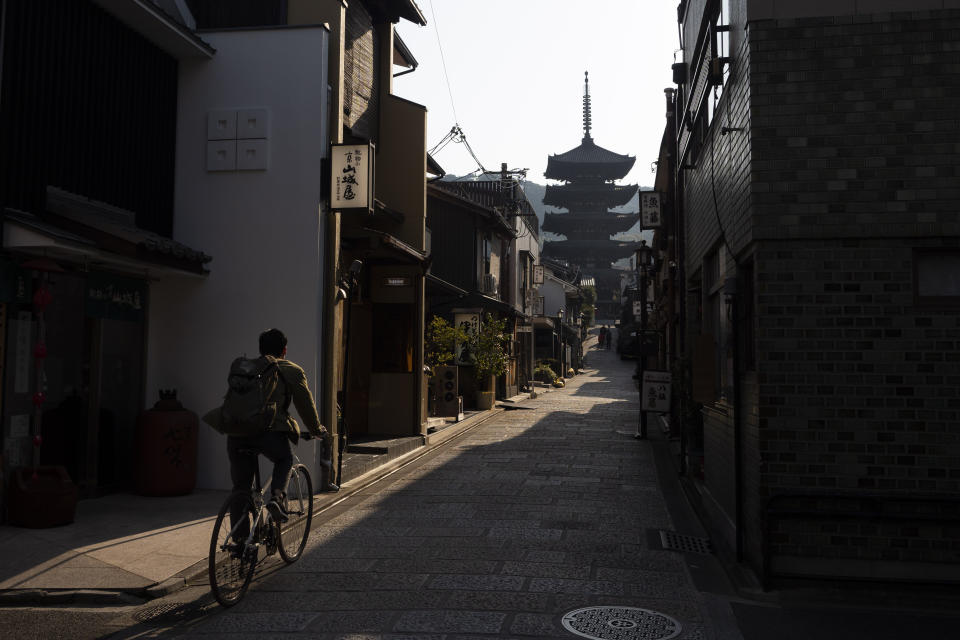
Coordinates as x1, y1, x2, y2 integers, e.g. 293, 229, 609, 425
277, 463, 313, 563
209, 491, 257, 606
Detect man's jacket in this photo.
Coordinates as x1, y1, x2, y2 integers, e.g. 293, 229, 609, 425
273, 359, 324, 443
203, 358, 325, 443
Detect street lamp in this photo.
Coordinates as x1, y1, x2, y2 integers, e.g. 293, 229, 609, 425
635, 240, 655, 439
557, 308, 565, 377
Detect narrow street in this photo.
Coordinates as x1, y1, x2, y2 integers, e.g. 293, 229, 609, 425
5, 336, 959, 639
46, 336, 734, 639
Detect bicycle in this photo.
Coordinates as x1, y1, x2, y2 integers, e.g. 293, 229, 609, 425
208, 443, 315, 607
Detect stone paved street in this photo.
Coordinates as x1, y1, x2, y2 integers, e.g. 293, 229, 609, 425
112, 338, 733, 639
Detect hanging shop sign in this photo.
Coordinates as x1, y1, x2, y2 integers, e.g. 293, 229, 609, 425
85, 272, 147, 322
330, 142, 375, 213
641, 191, 663, 228
0, 260, 31, 303
454, 312, 479, 365
641, 370, 672, 413
533, 265, 544, 285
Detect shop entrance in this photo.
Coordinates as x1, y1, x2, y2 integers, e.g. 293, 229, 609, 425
1, 270, 145, 496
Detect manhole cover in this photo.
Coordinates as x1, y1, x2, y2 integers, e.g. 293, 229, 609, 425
561, 606, 682, 640
660, 530, 713, 555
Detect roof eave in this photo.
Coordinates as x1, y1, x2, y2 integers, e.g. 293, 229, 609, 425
89, 0, 215, 59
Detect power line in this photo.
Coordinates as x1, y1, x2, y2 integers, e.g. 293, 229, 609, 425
428, 0, 458, 125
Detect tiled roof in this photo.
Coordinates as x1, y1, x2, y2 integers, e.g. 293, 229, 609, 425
545, 139, 636, 181
44, 187, 212, 273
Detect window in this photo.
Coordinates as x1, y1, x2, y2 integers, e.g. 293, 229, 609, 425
703, 246, 733, 403
915, 250, 960, 307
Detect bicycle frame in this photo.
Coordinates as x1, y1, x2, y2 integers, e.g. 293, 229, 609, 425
221, 452, 302, 554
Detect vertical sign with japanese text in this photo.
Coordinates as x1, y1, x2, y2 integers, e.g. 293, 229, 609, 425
454, 313, 479, 365
641, 191, 662, 228
641, 370, 672, 413
331, 143, 374, 212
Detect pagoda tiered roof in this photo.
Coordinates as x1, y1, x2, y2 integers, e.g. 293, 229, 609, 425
543, 182, 638, 208
544, 139, 636, 182
543, 212, 637, 235
544, 238, 640, 262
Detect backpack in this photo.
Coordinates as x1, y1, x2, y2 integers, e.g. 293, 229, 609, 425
215, 355, 288, 437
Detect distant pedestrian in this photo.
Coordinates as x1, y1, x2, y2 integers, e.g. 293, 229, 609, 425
598, 326, 607, 349
605, 326, 612, 350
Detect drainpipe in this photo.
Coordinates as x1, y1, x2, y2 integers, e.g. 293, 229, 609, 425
726, 277, 743, 562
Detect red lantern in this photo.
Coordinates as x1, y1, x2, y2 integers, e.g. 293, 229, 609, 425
33, 287, 53, 311
32, 391, 46, 407
34, 343, 47, 359
33, 434, 43, 448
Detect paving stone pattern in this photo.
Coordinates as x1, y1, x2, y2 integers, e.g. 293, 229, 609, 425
180, 340, 712, 638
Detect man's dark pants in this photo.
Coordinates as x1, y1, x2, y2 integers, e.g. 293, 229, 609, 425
226, 431, 293, 541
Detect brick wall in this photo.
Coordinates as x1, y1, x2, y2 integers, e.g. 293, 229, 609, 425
683, 8, 960, 579
755, 237, 960, 574
750, 10, 960, 241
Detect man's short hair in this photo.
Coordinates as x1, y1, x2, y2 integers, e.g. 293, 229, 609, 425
259, 328, 287, 357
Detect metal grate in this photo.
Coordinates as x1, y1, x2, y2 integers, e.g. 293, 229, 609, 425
561, 606, 682, 640
659, 530, 714, 555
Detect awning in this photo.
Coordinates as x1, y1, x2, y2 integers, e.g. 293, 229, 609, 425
435, 291, 526, 318
426, 273, 467, 297
2, 187, 212, 278
90, 0, 215, 59
342, 228, 427, 265
3, 209, 209, 279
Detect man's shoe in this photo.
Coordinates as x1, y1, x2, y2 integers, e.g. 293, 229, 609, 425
323, 482, 340, 492
267, 498, 289, 523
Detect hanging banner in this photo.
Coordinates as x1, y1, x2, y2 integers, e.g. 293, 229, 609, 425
641, 191, 663, 228
533, 265, 544, 285
85, 272, 147, 322
454, 313, 479, 365
331, 143, 375, 212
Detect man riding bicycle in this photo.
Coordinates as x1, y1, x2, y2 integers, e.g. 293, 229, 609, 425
224, 328, 336, 521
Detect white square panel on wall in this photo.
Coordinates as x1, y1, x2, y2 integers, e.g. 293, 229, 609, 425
206, 140, 236, 171
207, 110, 237, 140
237, 108, 269, 139
237, 140, 268, 171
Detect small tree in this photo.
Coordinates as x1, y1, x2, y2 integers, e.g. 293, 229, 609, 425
425, 316, 469, 368
474, 313, 510, 387
580, 285, 597, 327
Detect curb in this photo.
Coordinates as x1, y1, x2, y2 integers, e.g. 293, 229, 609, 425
0, 588, 145, 607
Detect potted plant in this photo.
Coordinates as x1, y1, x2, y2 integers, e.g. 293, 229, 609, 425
473, 313, 509, 409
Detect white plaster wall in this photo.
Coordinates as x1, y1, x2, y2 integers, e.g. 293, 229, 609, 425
146, 27, 330, 490
541, 277, 566, 321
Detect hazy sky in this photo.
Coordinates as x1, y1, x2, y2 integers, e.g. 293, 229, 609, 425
394, 1, 681, 188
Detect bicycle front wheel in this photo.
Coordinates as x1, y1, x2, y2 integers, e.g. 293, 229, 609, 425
277, 463, 313, 563
209, 491, 257, 606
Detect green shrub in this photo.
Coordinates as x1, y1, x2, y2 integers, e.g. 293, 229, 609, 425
534, 362, 557, 383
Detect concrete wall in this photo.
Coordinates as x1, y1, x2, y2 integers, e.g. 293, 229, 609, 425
146, 27, 330, 490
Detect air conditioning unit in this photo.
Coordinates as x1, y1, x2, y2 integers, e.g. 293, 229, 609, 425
433, 365, 461, 418
482, 273, 498, 295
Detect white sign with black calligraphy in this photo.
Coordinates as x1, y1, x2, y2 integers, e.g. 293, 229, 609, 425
331, 144, 373, 210
641, 191, 663, 228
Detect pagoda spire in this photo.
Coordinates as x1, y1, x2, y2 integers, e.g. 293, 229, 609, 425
582, 70, 592, 142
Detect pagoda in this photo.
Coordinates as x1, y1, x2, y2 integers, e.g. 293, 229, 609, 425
542, 72, 639, 320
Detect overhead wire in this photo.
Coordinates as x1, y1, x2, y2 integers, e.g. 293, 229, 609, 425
424, 1, 489, 175
428, 0, 458, 125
